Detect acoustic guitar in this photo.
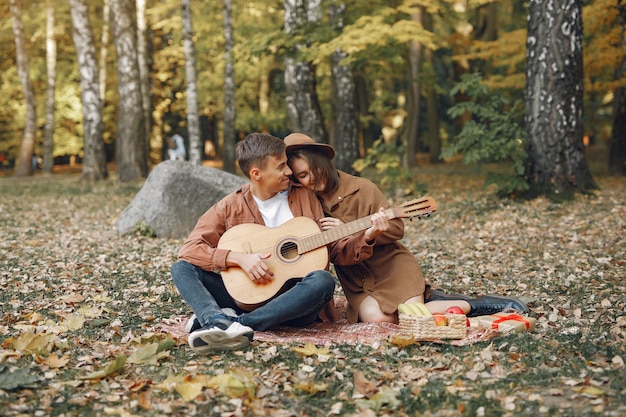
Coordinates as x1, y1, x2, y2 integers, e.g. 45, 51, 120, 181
218, 196, 437, 310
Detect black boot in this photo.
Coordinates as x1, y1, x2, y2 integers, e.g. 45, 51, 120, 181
428, 289, 529, 317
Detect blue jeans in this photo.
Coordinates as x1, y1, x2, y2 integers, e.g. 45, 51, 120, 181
171, 260, 335, 331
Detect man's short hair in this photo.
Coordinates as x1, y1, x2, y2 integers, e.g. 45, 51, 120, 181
236, 133, 286, 178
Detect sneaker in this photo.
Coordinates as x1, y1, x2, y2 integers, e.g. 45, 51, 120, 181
184, 314, 201, 333
428, 289, 529, 317
184, 308, 239, 334
188, 318, 254, 354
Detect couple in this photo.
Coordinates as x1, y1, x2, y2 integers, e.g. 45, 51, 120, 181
171, 132, 529, 354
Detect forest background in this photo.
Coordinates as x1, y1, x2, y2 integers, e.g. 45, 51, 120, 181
1, 1, 626, 415
0, 0, 624, 192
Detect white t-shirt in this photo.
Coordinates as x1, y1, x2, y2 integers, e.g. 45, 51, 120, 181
252, 190, 294, 228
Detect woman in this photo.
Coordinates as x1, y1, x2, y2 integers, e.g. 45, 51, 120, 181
284, 133, 529, 324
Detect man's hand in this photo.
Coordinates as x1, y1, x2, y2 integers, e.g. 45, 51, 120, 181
364, 207, 389, 242
227, 252, 274, 284
319, 217, 344, 230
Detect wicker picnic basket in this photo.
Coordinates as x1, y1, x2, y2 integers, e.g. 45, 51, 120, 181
398, 314, 467, 340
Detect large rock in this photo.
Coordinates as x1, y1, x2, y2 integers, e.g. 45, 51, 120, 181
117, 160, 247, 238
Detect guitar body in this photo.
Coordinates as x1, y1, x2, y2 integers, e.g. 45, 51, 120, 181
219, 217, 329, 309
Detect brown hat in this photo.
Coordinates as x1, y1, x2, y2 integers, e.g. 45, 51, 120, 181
284, 133, 335, 160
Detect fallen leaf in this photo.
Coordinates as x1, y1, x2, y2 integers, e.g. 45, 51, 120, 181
353, 370, 377, 399
44, 354, 70, 368
175, 379, 204, 401
292, 343, 330, 357
294, 380, 328, 394
79, 354, 127, 380
209, 372, 256, 398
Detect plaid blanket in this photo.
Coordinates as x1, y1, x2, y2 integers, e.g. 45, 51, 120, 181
153, 296, 499, 347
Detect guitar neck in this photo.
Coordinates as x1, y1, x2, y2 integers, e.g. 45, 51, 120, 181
298, 207, 398, 254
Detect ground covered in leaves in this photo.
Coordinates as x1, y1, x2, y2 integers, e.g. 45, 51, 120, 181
0, 164, 624, 417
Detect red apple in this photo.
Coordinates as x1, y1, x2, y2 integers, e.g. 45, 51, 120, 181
445, 306, 470, 327
432, 313, 448, 326
445, 306, 465, 315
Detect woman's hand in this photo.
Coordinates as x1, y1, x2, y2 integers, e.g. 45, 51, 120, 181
319, 217, 344, 230
364, 207, 389, 242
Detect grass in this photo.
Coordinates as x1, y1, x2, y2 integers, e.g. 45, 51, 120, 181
0, 161, 625, 416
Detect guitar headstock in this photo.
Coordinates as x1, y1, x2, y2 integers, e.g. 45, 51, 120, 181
395, 196, 437, 220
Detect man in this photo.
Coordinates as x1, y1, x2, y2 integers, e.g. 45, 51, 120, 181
167, 132, 186, 161
171, 133, 336, 354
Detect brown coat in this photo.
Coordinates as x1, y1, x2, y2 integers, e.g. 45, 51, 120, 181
323, 171, 428, 323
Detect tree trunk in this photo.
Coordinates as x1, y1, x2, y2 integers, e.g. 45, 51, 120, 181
111, 0, 147, 181
403, 6, 423, 169
609, 78, 626, 176
284, 0, 328, 142
423, 11, 441, 164
42, 0, 56, 175
10, 0, 37, 177
354, 74, 372, 156
136, 0, 152, 166
524, 0, 597, 197
330, 3, 359, 174
222, 0, 236, 173
69, 0, 108, 181
99, 0, 110, 103
181, 0, 202, 166
608, 1, 626, 176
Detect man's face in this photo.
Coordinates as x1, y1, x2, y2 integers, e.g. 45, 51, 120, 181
258, 153, 293, 194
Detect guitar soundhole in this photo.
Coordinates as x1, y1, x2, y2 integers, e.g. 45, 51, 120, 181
278, 240, 299, 262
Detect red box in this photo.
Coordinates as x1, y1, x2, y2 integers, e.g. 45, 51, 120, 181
471, 313, 536, 333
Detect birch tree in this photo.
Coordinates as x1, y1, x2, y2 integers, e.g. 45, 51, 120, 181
10, 0, 37, 177
69, 0, 108, 181
329, 2, 358, 173
181, 0, 202, 165
136, 0, 152, 164
222, 0, 236, 173
284, 0, 327, 142
110, 0, 147, 181
99, 0, 110, 102
525, 0, 596, 197
42, 0, 56, 175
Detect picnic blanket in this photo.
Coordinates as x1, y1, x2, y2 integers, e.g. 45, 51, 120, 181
152, 296, 500, 347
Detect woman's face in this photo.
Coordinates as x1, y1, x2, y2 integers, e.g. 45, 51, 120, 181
290, 156, 326, 193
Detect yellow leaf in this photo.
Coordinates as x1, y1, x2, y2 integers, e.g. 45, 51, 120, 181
294, 380, 328, 394
61, 315, 86, 331
292, 343, 330, 357
127, 343, 159, 365
209, 372, 256, 398
574, 386, 606, 397
11, 332, 57, 355
79, 354, 127, 380
175, 380, 204, 401
44, 354, 70, 369
389, 333, 417, 348
154, 373, 185, 392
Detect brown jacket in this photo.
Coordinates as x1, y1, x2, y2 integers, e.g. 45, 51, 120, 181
179, 182, 333, 270
322, 171, 427, 323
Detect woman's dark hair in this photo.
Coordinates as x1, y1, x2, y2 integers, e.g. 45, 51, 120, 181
288, 148, 340, 195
